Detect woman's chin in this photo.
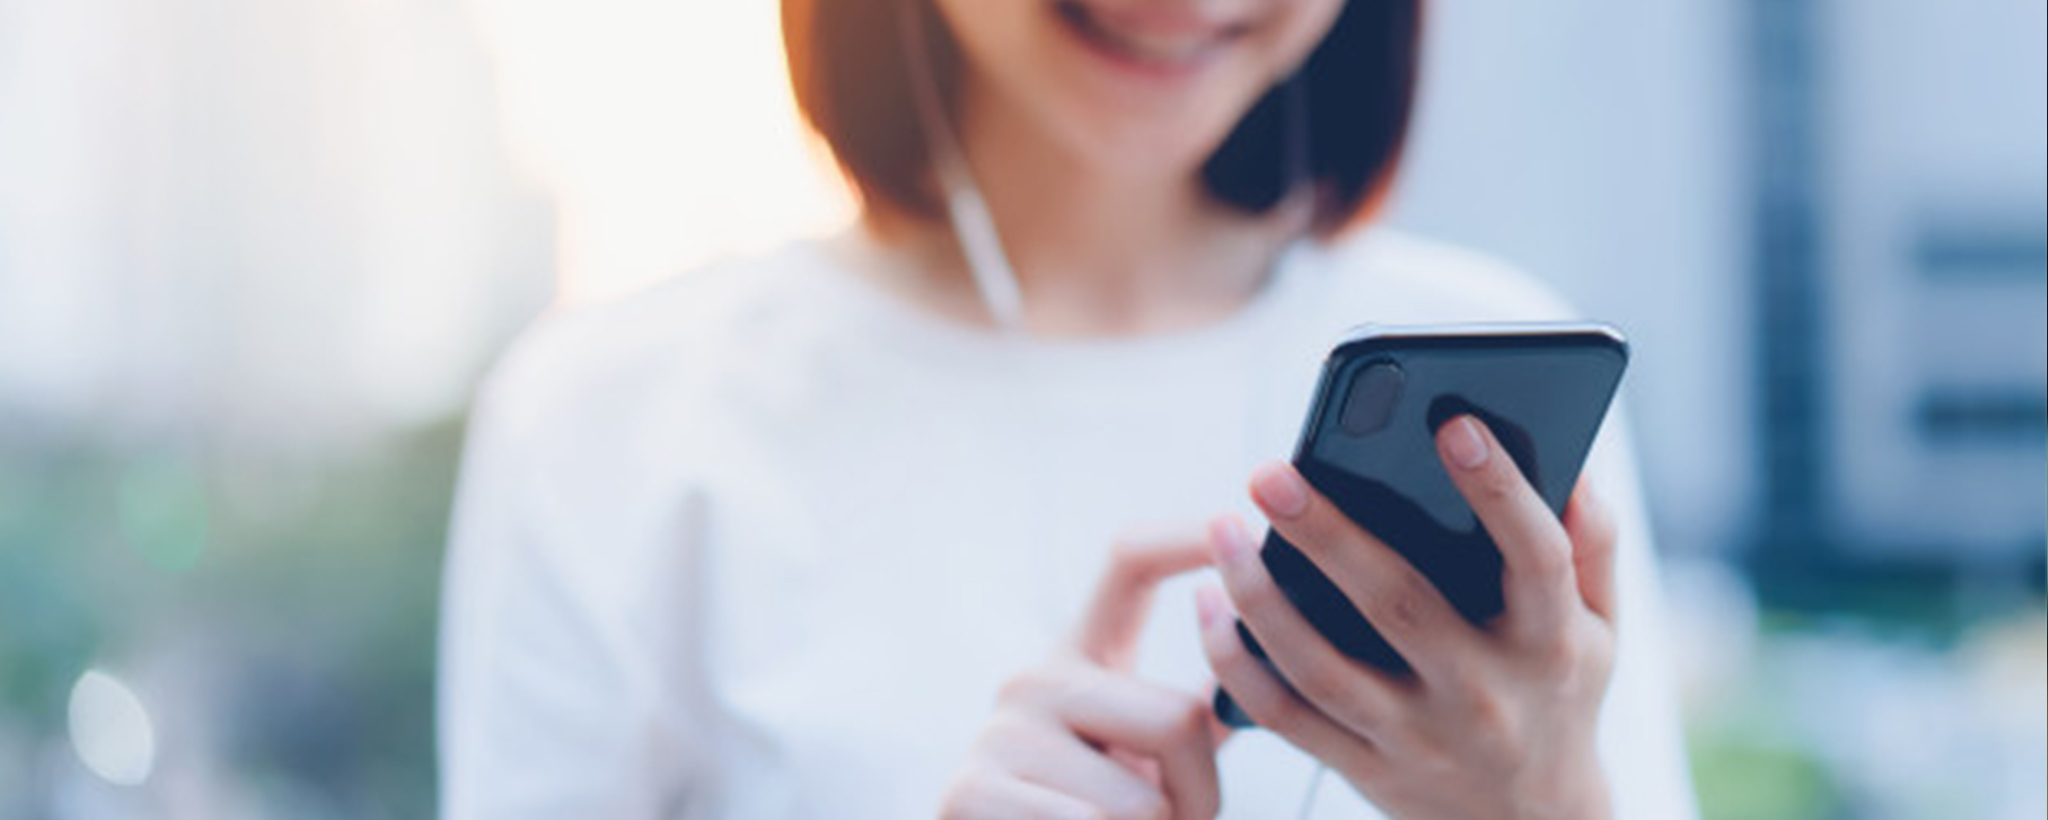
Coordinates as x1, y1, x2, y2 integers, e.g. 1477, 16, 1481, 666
1051, 119, 1236, 184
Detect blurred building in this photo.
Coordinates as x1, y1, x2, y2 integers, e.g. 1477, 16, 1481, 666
1815, 0, 2046, 562
0, 0, 553, 448
1387, 0, 2046, 589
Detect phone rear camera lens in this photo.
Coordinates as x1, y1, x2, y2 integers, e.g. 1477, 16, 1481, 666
1339, 360, 1404, 437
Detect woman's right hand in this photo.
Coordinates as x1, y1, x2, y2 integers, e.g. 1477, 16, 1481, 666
939, 530, 1223, 820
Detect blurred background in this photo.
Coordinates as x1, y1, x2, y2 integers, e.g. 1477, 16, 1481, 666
0, 0, 2041, 817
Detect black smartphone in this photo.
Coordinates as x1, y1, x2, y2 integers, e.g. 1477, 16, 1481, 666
1216, 322, 1629, 728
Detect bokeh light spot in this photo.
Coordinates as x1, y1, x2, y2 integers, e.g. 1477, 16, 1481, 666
67, 669, 156, 786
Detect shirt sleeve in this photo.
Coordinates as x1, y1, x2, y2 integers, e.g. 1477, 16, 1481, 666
436, 337, 710, 820
1586, 406, 1702, 819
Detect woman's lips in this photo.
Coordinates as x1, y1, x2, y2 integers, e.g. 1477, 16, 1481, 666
1052, 0, 1250, 73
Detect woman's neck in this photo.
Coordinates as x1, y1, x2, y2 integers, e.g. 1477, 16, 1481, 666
887, 75, 1310, 337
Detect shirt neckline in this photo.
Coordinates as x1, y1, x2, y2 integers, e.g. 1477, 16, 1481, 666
806, 224, 1326, 369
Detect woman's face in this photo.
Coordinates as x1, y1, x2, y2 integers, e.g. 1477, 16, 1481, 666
931, 0, 1347, 181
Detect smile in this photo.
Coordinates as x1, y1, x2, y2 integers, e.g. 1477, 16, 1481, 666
1052, 0, 1252, 71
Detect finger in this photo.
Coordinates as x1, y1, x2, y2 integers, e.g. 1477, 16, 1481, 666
1074, 526, 1214, 667
1205, 516, 1408, 742
1196, 585, 1379, 775
987, 716, 1168, 820
942, 767, 1108, 820
1039, 666, 1220, 820
1191, 676, 1235, 751
1246, 465, 1477, 674
1435, 415, 1577, 637
1563, 481, 1619, 622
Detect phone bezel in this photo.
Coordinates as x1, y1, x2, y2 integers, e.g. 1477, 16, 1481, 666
1295, 322, 1630, 464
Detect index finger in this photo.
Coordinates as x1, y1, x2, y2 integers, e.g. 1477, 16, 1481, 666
1075, 525, 1215, 667
1038, 665, 1221, 820
1435, 415, 1579, 638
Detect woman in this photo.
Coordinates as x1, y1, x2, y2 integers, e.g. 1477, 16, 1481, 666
438, 0, 1698, 817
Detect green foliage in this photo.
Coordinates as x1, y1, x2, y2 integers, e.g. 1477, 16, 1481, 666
1690, 731, 1845, 820
0, 418, 467, 817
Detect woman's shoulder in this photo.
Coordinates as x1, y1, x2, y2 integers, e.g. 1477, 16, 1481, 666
472, 238, 837, 438
1308, 227, 1581, 323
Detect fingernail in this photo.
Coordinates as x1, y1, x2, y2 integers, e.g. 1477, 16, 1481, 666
1250, 463, 1309, 519
1441, 416, 1489, 470
1207, 516, 1253, 564
1195, 586, 1223, 628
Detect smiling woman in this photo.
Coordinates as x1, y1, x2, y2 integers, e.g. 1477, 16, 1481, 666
783, 0, 1416, 236
437, 0, 1700, 817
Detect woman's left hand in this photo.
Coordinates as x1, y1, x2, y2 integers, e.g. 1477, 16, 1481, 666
1197, 414, 1619, 820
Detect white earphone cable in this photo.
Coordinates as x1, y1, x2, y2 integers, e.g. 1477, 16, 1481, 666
896, 0, 1029, 334
1296, 763, 1328, 819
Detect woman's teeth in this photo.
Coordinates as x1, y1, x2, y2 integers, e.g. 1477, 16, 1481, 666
1058, 1, 1227, 66
1104, 28, 1210, 63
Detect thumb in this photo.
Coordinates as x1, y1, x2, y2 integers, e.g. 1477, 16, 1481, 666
1073, 524, 1215, 668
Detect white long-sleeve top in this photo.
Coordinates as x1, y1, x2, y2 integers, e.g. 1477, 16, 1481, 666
437, 226, 1699, 819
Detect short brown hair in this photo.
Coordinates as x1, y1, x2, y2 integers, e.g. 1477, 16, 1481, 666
782, 0, 1420, 236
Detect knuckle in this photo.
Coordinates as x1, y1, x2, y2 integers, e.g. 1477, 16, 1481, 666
1261, 697, 1310, 738
1165, 693, 1210, 741
1107, 533, 1147, 568
1536, 630, 1584, 672
1535, 625, 1613, 682
999, 661, 1088, 709
1104, 526, 1199, 584
1398, 726, 1449, 770
1286, 507, 1332, 551
1523, 539, 1573, 584
1444, 672, 1494, 713
1208, 628, 1249, 668
1447, 684, 1519, 757
1475, 462, 1522, 503
978, 710, 1040, 750
1288, 662, 1349, 709
1373, 578, 1432, 635
1301, 507, 1359, 558
1234, 566, 1290, 615
995, 668, 1050, 705
1104, 538, 1148, 586
1208, 626, 1262, 681
1256, 690, 1315, 735
1469, 692, 1512, 740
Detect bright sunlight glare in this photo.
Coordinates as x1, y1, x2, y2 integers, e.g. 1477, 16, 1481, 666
467, 0, 857, 304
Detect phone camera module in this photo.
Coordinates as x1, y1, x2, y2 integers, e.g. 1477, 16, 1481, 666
1339, 360, 1404, 437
